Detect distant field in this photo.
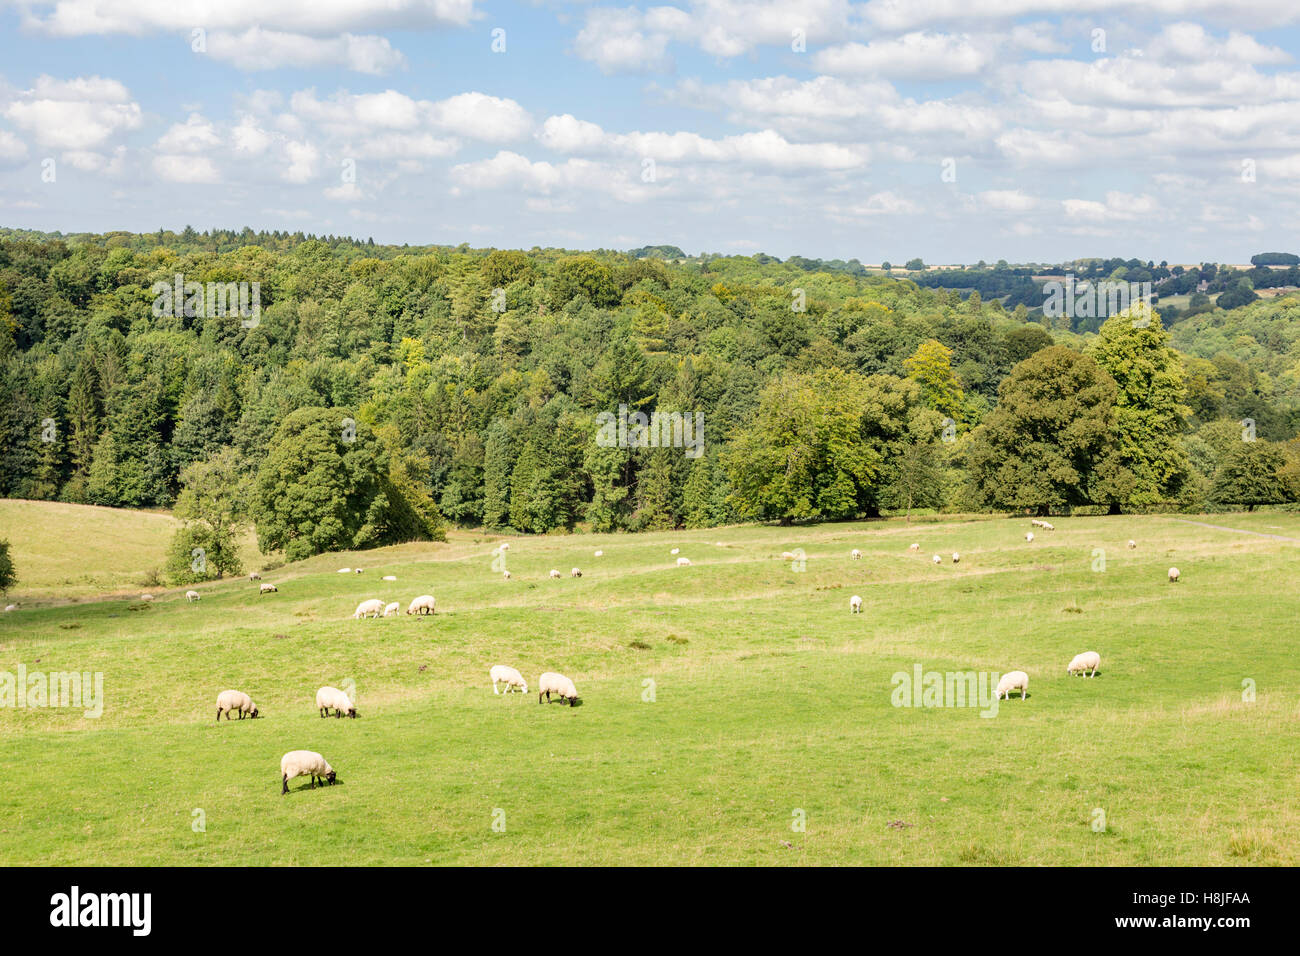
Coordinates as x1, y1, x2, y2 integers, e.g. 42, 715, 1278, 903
0, 499, 260, 602
1, 503, 1297, 865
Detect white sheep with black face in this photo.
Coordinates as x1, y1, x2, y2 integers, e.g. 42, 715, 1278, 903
316, 686, 356, 718
1168, 567, 1180, 583
281, 751, 336, 794
215, 689, 259, 721
538, 672, 578, 706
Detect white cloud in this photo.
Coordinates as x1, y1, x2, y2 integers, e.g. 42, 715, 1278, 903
0, 130, 29, 163
153, 153, 220, 183
156, 113, 222, 153
206, 28, 406, 74
2, 75, 141, 149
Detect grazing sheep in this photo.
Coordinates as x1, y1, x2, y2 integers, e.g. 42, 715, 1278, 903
502, 570, 511, 580
280, 750, 336, 794
1168, 567, 1180, 583
594, 550, 603, 557
676, 557, 691, 566
571, 568, 582, 578
1127, 540, 1137, 550
497, 543, 510, 551
1025, 532, 1034, 542
952, 553, 960, 564
932, 554, 941, 564
3, 604, 15, 612
352, 598, 385, 619
382, 601, 401, 617
186, 590, 201, 603
1041, 522, 1055, 531
316, 685, 357, 718
908, 543, 919, 551
407, 594, 437, 615
670, 547, 680, 555
549, 569, 562, 579
248, 572, 261, 581
215, 689, 259, 721
781, 551, 796, 560
849, 595, 862, 613
353, 568, 364, 574
141, 594, 154, 602
490, 665, 528, 695
850, 548, 862, 560
259, 583, 278, 594
538, 672, 578, 706
337, 568, 351, 574
1067, 652, 1101, 677
995, 671, 1029, 700
382, 575, 397, 581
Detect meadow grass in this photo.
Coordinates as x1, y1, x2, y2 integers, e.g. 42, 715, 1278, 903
0, 503, 1296, 865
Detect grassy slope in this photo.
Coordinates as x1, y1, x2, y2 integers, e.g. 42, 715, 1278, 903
0, 499, 261, 602
0, 503, 1297, 865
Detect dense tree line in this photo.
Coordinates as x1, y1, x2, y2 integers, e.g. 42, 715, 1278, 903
2, 231, 1299, 578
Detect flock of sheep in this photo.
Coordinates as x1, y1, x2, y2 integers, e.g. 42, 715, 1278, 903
180, 518, 1177, 791
841, 522, 1181, 700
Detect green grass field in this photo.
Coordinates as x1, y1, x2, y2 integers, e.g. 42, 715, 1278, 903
1, 502, 1297, 865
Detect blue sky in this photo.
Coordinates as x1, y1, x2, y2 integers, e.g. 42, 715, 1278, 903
2, 1, 1300, 264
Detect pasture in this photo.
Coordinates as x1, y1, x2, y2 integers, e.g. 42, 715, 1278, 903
1, 502, 1297, 865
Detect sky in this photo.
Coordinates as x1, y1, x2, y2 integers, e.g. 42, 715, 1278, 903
2, 0, 1300, 264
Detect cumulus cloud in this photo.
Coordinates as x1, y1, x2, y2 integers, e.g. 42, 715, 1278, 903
205, 28, 407, 74
2, 75, 141, 149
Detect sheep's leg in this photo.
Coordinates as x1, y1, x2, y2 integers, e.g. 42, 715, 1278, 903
281, 774, 289, 795
216, 708, 221, 722
493, 681, 500, 694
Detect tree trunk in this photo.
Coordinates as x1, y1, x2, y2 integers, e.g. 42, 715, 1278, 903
1107, 502, 1122, 515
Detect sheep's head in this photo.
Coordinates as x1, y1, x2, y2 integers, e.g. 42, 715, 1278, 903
347, 706, 357, 718
250, 705, 260, 718
520, 684, 529, 694
325, 770, 337, 784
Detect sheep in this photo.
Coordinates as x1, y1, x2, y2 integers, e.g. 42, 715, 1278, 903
407, 594, 436, 615
1025, 532, 1034, 542
215, 689, 259, 721
280, 750, 336, 794
316, 685, 357, 718
995, 671, 1029, 700
1127, 540, 1137, 550
186, 590, 201, 603
781, 551, 796, 560
353, 568, 364, 574
571, 568, 582, 578
490, 665, 528, 695
3, 604, 15, 612
549, 569, 562, 579
382, 575, 397, 581
908, 543, 919, 551
952, 553, 960, 564
141, 594, 154, 602
1041, 522, 1055, 531
849, 595, 862, 613
382, 601, 401, 617
538, 671, 578, 706
676, 557, 691, 566
502, 570, 511, 580
352, 598, 385, 619
248, 571, 261, 581
259, 583, 277, 594
932, 554, 941, 564
1168, 567, 1180, 583
497, 543, 510, 551
337, 568, 351, 574
1067, 651, 1101, 678
850, 548, 862, 560
594, 550, 603, 557
670, 547, 680, 555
